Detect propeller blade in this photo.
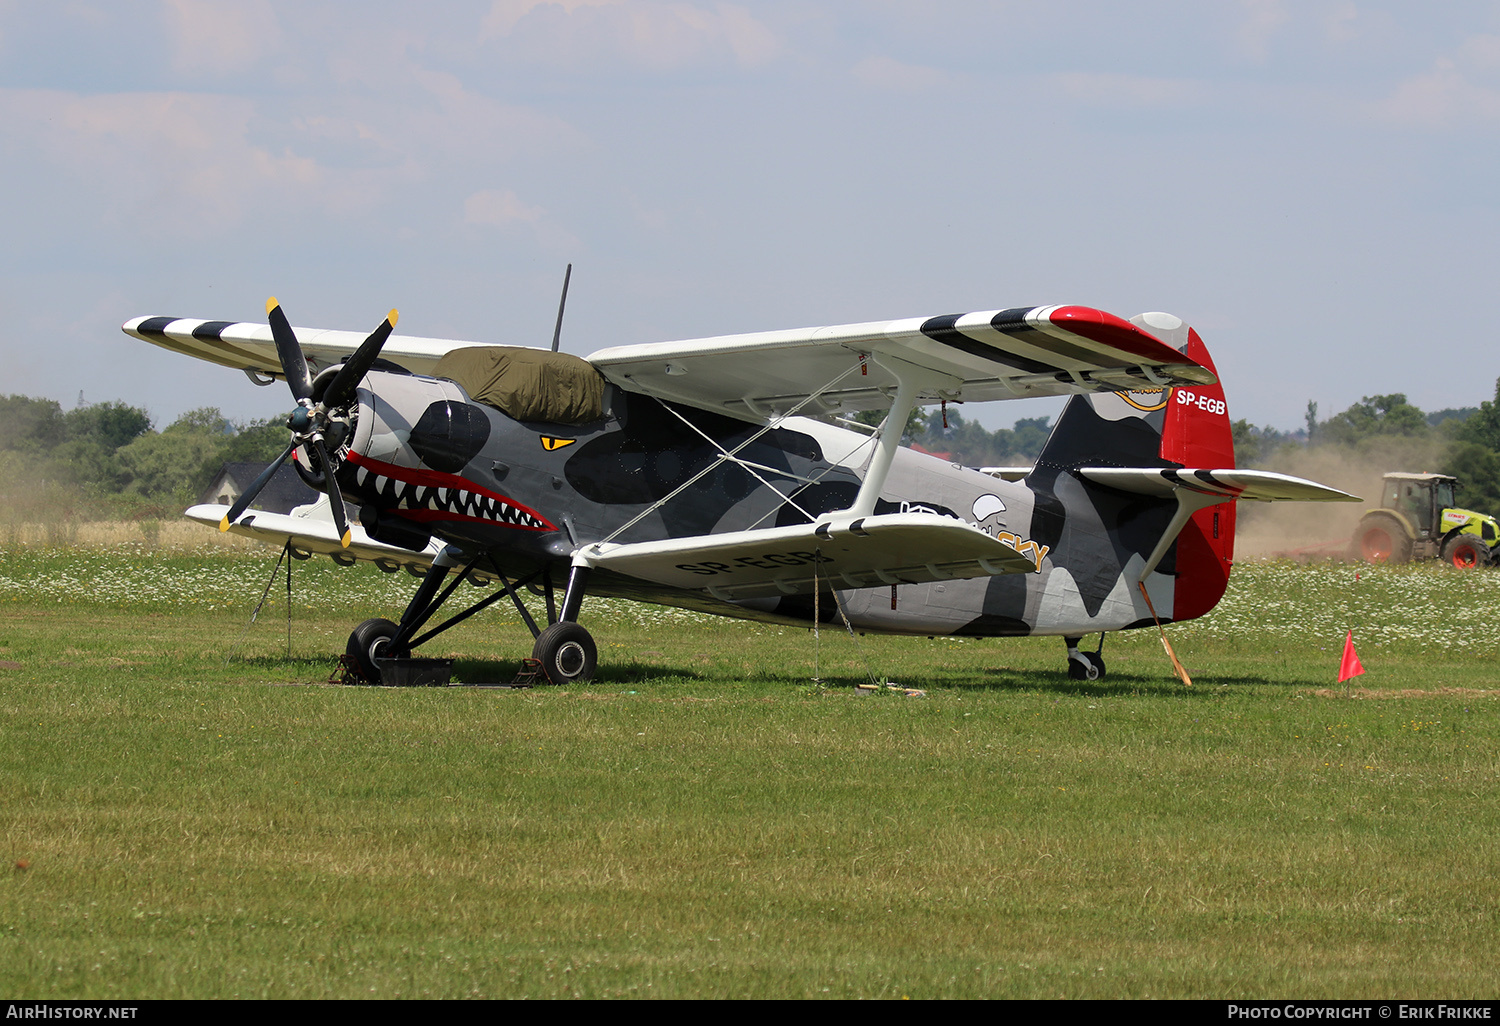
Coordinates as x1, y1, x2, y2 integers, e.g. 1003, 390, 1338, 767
311, 437, 353, 548
322, 309, 398, 410
267, 297, 314, 402
221, 440, 297, 530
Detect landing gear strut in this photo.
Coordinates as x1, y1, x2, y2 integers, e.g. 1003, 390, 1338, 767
345, 548, 596, 685
529, 566, 594, 684
1064, 634, 1106, 681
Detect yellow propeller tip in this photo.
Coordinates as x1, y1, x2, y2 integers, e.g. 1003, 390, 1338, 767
219, 516, 231, 532
265, 296, 279, 314
388, 309, 399, 327
340, 530, 352, 549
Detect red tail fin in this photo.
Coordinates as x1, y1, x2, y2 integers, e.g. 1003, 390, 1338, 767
1159, 327, 1236, 620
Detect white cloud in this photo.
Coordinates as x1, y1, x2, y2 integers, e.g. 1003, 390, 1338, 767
0, 87, 425, 234
1321, 0, 1358, 44
481, 0, 623, 39
161, 0, 283, 76
463, 188, 581, 252
480, 0, 781, 72
464, 188, 544, 227
1376, 35, 1500, 128
1236, 0, 1289, 61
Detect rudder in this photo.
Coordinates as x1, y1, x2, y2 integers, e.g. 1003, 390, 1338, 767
1027, 311, 1237, 623
1148, 313, 1236, 620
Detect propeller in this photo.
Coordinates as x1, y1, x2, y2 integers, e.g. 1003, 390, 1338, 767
220, 297, 398, 548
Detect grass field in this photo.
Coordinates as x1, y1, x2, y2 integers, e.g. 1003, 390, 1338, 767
1, 536, 1497, 999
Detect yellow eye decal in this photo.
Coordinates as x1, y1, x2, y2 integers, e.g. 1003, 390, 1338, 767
540, 436, 576, 451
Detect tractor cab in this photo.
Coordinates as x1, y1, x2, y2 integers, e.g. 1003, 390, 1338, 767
1380, 473, 1455, 541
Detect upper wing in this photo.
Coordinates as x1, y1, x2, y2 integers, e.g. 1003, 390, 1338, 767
586, 305, 1216, 419
123, 316, 495, 379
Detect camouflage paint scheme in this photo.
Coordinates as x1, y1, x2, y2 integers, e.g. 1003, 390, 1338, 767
335, 333, 1228, 641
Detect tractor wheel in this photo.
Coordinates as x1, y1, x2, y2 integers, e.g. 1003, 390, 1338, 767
1441, 533, 1489, 569
1355, 514, 1413, 564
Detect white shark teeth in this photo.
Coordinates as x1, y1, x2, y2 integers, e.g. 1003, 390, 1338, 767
359, 467, 545, 529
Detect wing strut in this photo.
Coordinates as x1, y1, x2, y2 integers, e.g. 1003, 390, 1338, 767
846, 353, 960, 520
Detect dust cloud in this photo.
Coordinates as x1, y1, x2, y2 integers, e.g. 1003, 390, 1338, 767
1233, 438, 1451, 559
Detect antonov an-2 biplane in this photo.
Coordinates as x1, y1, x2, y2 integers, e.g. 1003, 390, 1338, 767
123, 298, 1357, 684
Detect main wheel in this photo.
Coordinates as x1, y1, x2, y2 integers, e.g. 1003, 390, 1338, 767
1442, 533, 1489, 569
347, 618, 405, 684
1355, 514, 1413, 563
532, 622, 597, 685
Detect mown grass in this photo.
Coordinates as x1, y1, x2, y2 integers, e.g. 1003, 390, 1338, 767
1, 539, 1497, 998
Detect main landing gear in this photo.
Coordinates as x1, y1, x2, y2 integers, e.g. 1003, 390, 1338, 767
345, 546, 596, 685
1064, 634, 1107, 681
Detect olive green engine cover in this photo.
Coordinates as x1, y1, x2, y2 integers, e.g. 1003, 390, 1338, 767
434, 346, 606, 425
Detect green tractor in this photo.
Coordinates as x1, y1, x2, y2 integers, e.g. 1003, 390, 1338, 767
1352, 472, 1499, 567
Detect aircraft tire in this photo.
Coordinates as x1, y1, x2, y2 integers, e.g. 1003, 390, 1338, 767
347, 617, 404, 684
1067, 652, 1103, 681
533, 622, 597, 685
1441, 533, 1490, 569
1355, 514, 1412, 564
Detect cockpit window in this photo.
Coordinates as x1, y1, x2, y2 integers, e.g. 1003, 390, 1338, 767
434, 346, 606, 425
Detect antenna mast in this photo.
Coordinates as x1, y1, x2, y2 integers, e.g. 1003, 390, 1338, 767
550, 263, 572, 352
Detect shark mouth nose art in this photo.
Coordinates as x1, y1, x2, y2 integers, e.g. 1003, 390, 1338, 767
346, 452, 555, 531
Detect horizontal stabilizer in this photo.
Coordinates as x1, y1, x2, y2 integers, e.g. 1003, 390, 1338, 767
581, 512, 1045, 602
1079, 468, 1361, 503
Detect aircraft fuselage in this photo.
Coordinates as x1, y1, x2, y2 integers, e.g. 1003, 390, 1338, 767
334, 369, 1179, 638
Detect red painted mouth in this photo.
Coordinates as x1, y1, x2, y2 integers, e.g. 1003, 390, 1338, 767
344, 452, 556, 532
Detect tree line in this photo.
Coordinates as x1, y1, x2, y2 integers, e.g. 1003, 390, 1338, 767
7, 377, 1500, 523
0, 395, 285, 520
1234, 387, 1500, 512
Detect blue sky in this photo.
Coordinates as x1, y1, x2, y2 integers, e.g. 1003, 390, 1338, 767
4, 1, 1498, 433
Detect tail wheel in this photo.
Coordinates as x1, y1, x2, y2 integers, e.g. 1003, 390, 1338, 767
347, 618, 405, 683
1067, 652, 1105, 681
1356, 515, 1412, 564
532, 622, 597, 685
1441, 534, 1489, 569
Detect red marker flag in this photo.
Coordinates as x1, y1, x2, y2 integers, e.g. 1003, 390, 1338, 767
1339, 630, 1365, 683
